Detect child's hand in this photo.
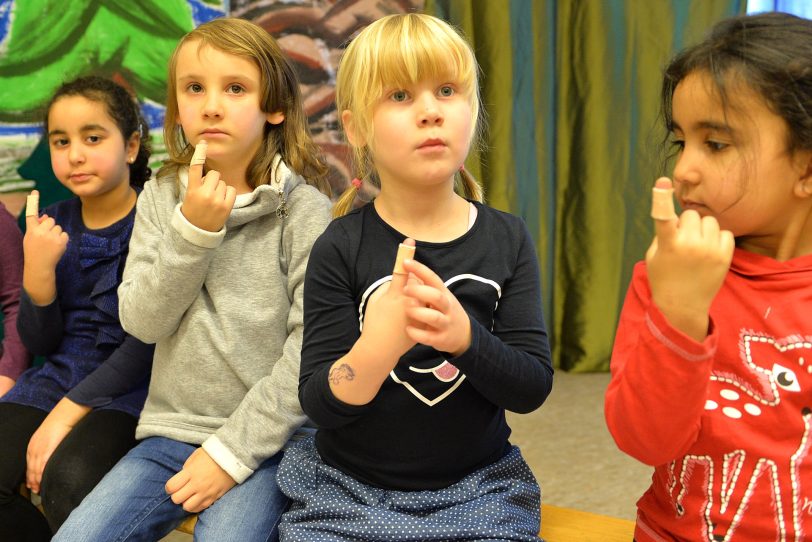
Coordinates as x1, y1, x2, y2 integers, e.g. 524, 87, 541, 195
646, 177, 734, 342
165, 447, 236, 513
402, 258, 471, 356
25, 419, 74, 493
25, 398, 90, 493
180, 141, 237, 232
23, 190, 68, 273
23, 190, 68, 305
329, 239, 422, 405
0, 376, 14, 398
356, 239, 420, 361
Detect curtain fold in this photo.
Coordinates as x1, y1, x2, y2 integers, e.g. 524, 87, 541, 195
426, 0, 744, 371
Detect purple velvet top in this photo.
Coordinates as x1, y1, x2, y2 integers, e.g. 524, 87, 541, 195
0, 202, 30, 380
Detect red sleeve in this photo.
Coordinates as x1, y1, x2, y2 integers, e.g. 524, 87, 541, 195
604, 262, 718, 466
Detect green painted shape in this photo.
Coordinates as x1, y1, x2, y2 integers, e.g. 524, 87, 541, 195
0, 0, 194, 121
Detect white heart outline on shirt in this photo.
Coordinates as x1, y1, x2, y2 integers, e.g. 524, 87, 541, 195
358, 273, 501, 406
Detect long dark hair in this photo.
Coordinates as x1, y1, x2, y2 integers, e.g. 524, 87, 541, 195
662, 12, 812, 156
44, 75, 151, 187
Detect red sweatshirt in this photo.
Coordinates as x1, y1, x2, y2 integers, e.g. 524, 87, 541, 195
606, 248, 812, 542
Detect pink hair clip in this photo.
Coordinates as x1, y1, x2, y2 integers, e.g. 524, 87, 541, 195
351, 178, 362, 190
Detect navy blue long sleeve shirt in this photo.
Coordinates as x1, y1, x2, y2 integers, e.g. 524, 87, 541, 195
299, 201, 553, 490
8, 197, 152, 415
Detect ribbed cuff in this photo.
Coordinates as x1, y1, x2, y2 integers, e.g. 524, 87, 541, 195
201, 435, 254, 484
171, 203, 225, 249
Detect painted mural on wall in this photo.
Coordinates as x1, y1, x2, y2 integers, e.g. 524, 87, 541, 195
0, 0, 422, 197
0, 0, 225, 192
233, 0, 424, 195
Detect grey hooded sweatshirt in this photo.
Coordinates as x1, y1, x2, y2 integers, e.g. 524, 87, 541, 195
118, 157, 331, 483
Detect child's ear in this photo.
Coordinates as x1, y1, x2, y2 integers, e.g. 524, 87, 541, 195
267, 111, 284, 125
341, 110, 365, 147
126, 131, 140, 164
794, 150, 812, 198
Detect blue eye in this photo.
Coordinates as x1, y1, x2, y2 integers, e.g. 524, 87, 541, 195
438, 85, 454, 97
391, 90, 408, 102
188, 83, 203, 93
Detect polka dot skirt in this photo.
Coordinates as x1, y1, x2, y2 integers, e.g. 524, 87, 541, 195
277, 435, 542, 542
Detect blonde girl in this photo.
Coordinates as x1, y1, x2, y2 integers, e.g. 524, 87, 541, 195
277, 13, 553, 542
56, 18, 331, 542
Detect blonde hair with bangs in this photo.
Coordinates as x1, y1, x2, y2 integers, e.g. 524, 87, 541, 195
159, 17, 329, 195
333, 13, 484, 217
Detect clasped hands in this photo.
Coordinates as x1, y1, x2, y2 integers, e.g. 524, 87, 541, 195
361, 238, 472, 361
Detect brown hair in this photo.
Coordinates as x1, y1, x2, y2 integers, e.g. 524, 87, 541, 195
159, 17, 329, 195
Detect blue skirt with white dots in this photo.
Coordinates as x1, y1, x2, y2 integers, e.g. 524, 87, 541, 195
277, 435, 542, 542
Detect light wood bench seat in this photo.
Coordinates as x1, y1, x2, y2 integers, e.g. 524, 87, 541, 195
176, 503, 636, 540
540, 503, 635, 541
22, 485, 634, 541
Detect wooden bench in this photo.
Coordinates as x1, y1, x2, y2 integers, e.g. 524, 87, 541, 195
176, 514, 197, 534
177, 503, 636, 540
540, 504, 635, 541
23, 484, 634, 540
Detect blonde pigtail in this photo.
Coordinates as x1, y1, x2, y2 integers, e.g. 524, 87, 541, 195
458, 168, 484, 203
333, 177, 366, 218
332, 185, 358, 218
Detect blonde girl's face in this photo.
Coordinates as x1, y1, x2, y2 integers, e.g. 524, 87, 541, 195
174, 41, 283, 172
359, 77, 472, 190
670, 71, 812, 257
48, 95, 137, 200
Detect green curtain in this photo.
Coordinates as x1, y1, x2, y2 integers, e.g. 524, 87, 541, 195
425, 0, 744, 371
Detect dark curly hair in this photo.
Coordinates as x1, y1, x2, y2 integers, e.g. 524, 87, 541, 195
662, 12, 812, 157
44, 75, 151, 187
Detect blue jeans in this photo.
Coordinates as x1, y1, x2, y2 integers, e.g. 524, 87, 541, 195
53, 436, 288, 542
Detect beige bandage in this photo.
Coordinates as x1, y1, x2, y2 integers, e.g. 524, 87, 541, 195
190, 140, 207, 166
26, 193, 39, 217
651, 186, 677, 220
393, 243, 415, 274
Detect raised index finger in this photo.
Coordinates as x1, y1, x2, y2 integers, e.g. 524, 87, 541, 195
188, 140, 207, 188
651, 177, 678, 241
25, 190, 39, 228
390, 238, 416, 292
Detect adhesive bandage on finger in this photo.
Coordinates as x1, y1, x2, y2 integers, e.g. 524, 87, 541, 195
393, 243, 416, 274
190, 141, 207, 166
651, 186, 677, 220
26, 193, 39, 217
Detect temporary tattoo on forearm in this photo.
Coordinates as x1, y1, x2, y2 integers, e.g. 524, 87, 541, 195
329, 363, 355, 385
